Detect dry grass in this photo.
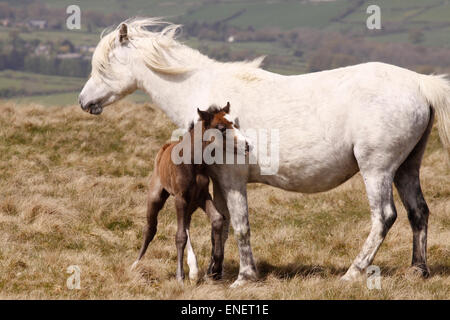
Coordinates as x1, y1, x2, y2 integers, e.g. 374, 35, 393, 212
0, 101, 448, 300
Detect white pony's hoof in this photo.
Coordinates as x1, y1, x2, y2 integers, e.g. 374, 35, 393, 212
406, 265, 430, 279
340, 266, 363, 282
130, 261, 139, 271
340, 274, 355, 282
230, 279, 249, 288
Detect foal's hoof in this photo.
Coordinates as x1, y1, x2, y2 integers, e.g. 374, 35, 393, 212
206, 270, 223, 281
212, 273, 223, 281
406, 265, 430, 279
130, 261, 139, 271
176, 276, 185, 284
189, 271, 199, 283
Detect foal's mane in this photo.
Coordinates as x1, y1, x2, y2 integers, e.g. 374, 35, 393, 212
92, 17, 265, 78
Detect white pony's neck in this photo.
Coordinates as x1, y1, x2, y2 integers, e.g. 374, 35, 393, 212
135, 60, 211, 129
95, 18, 265, 128
133, 46, 264, 129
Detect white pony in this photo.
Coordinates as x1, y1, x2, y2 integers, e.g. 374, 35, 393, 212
79, 18, 450, 287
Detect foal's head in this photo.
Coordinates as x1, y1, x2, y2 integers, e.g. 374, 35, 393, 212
197, 102, 249, 156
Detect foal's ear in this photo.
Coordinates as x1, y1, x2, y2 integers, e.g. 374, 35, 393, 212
119, 23, 129, 43
197, 108, 213, 123
222, 102, 231, 114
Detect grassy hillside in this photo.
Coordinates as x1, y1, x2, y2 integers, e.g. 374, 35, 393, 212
0, 102, 448, 299
181, 0, 352, 29
44, 0, 198, 17
0, 27, 101, 46
0, 70, 84, 95
38, 0, 450, 46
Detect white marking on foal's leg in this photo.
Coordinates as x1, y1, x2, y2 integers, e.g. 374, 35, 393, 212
186, 229, 199, 281
130, 260, 139, 271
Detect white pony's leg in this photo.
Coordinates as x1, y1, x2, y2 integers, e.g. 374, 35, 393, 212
212, 181, 230, 260
224, 184, 258, 288
210, 165, 257, 287
395, 172, 430, 277
185, 229, 199, 281
342, 173, 397, 281
393, 110, 434, 278
341, 99, 430, 281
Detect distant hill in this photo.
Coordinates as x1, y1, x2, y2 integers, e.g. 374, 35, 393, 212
38, 0, 450, 48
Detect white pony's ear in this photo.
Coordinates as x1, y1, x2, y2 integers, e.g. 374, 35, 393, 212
119, 23, 129, 44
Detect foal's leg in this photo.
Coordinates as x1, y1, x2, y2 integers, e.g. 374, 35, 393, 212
341, 172, 397, 281
175, 195, 189, 282
201, 193, 224, 280
209, 180, 230, 278
212, 180, 230, 252
131, 176, 169, 270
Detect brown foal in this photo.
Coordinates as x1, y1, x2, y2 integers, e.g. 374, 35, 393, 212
132, 103, 249, 282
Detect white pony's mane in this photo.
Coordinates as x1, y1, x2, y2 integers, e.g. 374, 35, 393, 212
92, 17, 265, 78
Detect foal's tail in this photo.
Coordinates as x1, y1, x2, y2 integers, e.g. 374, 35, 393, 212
417, 74, 450, 156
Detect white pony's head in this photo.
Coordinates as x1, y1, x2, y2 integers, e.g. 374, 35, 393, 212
79, 17, 264, 115
79, 18, 191, 115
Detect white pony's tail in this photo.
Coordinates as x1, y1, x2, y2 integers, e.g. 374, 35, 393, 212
417, 74, 450, 155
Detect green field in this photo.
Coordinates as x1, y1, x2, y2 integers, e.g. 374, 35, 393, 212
44, 0, 206, 17
1, 0, 450, 106
0, 71, 84, 95
338, 0, 450, 47
0, 27, 101, 46
181, 1, 352, 29
0, 70, 149, 106
37, 0, 450, 32
7, 90, 149, 107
